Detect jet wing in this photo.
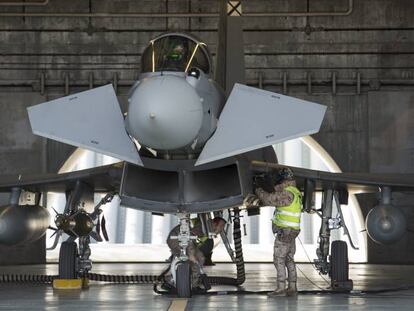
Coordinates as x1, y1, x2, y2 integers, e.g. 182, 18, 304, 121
196, 84, 327, 166
27, 84, 142, 166
251, 161, 414, 193
0, 163, 123, 193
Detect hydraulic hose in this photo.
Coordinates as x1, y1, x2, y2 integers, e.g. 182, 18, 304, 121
4, 273, 414, 296
86, 273, 161, 284
204, 208, 246, 286
0, 273, 239, 287
0, 209, 248, 289
0, 273, 162, 284
232, 208, 246, 285
0, 274, 55, 284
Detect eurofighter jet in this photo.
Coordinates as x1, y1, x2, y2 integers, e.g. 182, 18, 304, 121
1, 0, 414, 298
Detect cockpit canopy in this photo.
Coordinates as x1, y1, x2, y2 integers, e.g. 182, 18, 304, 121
141, 33, 212, 74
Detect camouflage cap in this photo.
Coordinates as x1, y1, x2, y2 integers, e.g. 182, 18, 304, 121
277, 167, 294, 181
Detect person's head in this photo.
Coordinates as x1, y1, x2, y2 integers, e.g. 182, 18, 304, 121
273, 168, 295, 190
211, 217, 226, 234
167, 43, 185, 61
166, 38, 188, 63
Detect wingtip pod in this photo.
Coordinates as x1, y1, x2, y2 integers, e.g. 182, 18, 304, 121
27, 84, 143, 166
195, 84, 327, 166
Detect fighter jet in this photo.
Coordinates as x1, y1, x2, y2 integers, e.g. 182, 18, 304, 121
0, 0, 413, 298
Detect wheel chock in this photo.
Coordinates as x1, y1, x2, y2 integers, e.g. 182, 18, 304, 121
53, 278, 89, 290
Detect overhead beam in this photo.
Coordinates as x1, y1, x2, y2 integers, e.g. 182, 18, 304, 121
0, 0, 353, 18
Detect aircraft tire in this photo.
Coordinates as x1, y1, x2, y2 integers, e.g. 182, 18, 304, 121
330, 240, 349, 282
176, 261, 191, 298
58, 241, 78, 279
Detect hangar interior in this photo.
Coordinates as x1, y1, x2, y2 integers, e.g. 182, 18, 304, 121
1, 0, 414, 310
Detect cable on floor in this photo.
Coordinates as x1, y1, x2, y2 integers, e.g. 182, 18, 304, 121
297, 236, 331, 286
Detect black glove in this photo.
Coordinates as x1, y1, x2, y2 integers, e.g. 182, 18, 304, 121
253, 174, 266, 191
273, 173, 283, 186
253, 174, 275, 193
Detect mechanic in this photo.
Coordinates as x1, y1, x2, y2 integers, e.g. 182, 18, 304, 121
166, 216, 226, 266
249, 168, 302, 296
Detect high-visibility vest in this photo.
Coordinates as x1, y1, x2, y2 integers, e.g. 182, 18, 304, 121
191, 218, 209, 246
272, 186, 302, 230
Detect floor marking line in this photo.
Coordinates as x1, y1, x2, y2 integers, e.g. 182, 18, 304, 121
168, 299, 188, 311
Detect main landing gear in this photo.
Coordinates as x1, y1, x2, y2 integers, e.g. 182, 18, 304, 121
313, 189, 354, 291
48, 181, 114, 288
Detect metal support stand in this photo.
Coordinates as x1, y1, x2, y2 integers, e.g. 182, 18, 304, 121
198, 213, 213, 239
381, 186, 392, 205
176, 213, 194, 261
78, 236, 92, 275
9, 187, 21, 206
315, 189, 333, 275
315, 189, 353, 291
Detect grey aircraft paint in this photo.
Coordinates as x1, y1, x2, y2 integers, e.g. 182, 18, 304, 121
21, 3, 325, 216
25, 26, 325, 216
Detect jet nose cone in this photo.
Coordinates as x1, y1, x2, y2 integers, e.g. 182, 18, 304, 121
127, 75, 203, 150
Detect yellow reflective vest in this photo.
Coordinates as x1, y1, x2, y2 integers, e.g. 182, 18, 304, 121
272, 186, 302, 230
191, 218, 209, 246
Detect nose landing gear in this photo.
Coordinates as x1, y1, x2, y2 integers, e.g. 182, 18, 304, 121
175, 260, 192, 298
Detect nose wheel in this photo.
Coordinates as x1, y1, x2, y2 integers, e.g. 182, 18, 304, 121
176, 261, 192, 298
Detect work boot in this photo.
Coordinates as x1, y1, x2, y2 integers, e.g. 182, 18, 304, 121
286, 281, 298, 296
267, 281, 286, 297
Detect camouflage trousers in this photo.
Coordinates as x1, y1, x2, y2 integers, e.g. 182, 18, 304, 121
166, 238, 205, 265
166, 238, 205, 286
273, 228, 300, 283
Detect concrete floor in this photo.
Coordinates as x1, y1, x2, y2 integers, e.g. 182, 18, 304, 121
0, 263, 414, 310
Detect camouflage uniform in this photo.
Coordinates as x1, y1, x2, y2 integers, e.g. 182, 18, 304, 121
272, 228, 299, 283
256, 180, 301, 284
166, 221, 205, 266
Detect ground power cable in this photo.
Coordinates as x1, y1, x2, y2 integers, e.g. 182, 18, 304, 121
297, 236, 331, 286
